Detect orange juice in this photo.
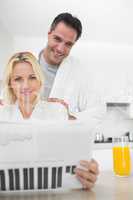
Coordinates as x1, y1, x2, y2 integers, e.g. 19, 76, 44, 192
113, 146, 131, 176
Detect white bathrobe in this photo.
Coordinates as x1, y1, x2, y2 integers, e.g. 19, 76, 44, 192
0, 100, 68, 122
48, 56, 105, 129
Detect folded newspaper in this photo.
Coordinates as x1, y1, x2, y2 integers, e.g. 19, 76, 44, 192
0, 120, 93, 192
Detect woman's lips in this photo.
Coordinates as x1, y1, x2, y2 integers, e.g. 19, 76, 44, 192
20, 90, 32, 95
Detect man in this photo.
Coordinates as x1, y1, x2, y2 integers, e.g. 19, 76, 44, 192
38, 13, 101, 189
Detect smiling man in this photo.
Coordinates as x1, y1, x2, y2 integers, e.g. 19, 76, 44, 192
44, 21, 78, 65
38, 13, 100, 190
39, 13, 82, 102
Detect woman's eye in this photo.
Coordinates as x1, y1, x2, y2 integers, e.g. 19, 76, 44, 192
14, 77, 21, 81
30, 76, 37, 80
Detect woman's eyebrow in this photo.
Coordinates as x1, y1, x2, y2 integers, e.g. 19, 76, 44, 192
29, 73, 36, 76
12, 75, 21, 78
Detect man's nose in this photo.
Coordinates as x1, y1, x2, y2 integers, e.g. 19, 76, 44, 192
56, 43, 65, 53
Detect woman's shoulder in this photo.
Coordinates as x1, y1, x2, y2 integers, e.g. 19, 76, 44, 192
0, 103, 15, 112
0, 103, 16, 121
0, 103, 8, 110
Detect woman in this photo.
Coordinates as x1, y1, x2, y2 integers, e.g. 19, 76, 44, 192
0, 51, 74, 121
0, 51, 99, 190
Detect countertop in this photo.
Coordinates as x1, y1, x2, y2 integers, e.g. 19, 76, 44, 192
94, 142, 133, 150
0, 171, 133, 200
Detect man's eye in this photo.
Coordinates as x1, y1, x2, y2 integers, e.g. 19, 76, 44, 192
54, 37, 61, 42
66, 43, 73, 48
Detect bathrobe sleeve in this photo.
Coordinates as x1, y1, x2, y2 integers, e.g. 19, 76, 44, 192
49, 56, 106, 132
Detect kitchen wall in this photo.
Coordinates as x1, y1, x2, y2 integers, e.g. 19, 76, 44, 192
72, 41, 133, 100
0, 21, 14, 80
12, 36, 46, 56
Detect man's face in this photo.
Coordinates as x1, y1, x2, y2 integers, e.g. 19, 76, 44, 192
46, 22, 78, 65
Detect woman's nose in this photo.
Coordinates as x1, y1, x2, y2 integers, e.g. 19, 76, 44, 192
22, 79, 29, 89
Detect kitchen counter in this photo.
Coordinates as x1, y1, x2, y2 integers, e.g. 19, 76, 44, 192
94, 142, 133, 150
93, 171, 133, 200
0, 171, 133, 200
94, 142, 113, 149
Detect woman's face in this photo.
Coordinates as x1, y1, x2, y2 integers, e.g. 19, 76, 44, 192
10, 62, 41, 104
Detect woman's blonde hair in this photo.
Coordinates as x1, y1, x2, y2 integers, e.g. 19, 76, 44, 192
3, 51, 44, 104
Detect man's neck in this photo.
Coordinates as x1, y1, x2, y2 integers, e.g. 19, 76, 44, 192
43, 48, 59, 67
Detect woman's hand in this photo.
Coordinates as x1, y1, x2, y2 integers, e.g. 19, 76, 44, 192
47, 98, 76, 120
75, 159, 99, 190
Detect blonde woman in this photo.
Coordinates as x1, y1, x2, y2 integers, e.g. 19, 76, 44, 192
0, 52, 74, 121
0, 51, 99, 190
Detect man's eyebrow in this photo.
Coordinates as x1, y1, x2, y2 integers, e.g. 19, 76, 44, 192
53, 34, 62, 39
66, 41, 74, 46
54, 34, 74, 45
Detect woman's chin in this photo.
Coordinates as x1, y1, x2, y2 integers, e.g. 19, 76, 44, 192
17, 94, 37, 104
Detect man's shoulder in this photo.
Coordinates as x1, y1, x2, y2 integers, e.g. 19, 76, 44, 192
60, 56, 82, 76
62, 55, 80, 65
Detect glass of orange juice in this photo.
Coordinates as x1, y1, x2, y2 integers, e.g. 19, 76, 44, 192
112, 136, 131, 176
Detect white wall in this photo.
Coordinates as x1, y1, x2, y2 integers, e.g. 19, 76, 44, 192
93, 148, 133, 174
12, 36, 46, 57
72, 41, 133, 101
0, 21, 14, 80
1, 0, 133, 44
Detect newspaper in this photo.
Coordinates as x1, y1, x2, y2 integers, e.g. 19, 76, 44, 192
0, 120, 93, 192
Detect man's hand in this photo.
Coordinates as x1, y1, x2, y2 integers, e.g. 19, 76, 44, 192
47, 97, 76, 120
75, 159, 99, 190
47, 98, 68, 108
